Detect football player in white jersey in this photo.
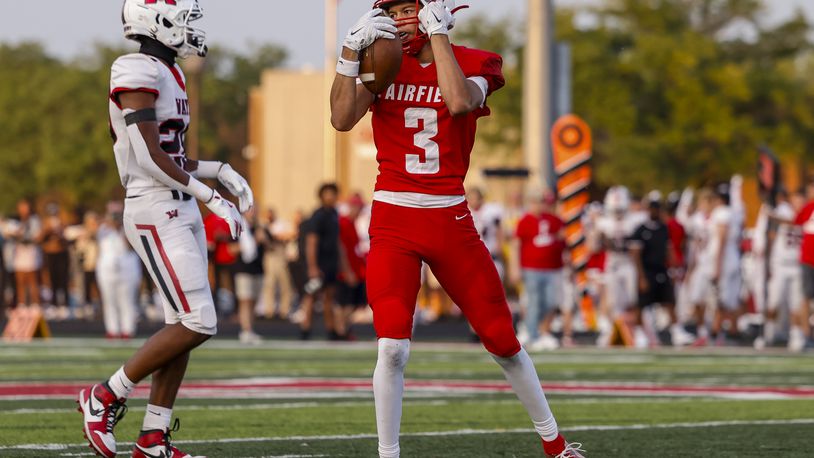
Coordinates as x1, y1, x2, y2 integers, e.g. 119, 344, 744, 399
77, 2, 252, 457
468, 188, 507, 280
594, 186, 639, 346
693, 179, 743, 345
758, 190, 806, 349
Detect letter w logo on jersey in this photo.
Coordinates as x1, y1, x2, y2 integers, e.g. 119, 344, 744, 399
145, 0, 177, 5
166, 209, 179, 220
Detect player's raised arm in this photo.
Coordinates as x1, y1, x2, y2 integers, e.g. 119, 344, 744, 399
420, 3, 484, 116
330, 9, 395, 131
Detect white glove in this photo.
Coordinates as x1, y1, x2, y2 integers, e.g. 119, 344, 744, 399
205, 191, 243, 240
418, 1, 455, 37
343, 8, 397, 53
217, 164, 254, 213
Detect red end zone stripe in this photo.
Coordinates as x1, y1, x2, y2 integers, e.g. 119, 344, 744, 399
3, 380, 814, 399
136, 224, 191, 313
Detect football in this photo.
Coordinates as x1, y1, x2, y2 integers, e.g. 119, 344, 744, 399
359, 36, 402, 94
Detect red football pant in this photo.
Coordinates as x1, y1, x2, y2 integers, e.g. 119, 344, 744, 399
366, 200, 521, 357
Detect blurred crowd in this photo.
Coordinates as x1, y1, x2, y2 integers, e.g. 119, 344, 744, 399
3, 177, 813, 351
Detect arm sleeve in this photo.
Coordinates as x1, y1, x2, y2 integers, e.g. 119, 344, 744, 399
676, 188, 694, 227
125, 118, 213, 202
110, 54, 160, 106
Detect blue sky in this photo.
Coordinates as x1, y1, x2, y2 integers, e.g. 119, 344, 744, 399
0, 0, 810, 68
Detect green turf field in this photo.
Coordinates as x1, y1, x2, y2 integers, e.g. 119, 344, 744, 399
1, 339, 813, 457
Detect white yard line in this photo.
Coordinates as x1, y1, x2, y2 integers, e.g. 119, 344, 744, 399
6, 418, 814, 452
0, 396, 725, 416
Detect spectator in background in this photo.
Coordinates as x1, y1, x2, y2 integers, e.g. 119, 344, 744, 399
205, 198, 238, 315
0, 216, 7, 316
8, 199, 42, 309
629, 195, 694, 347
257, 208, 294, 320
74, 211, 101, 320
514, 189, 567, 350
299, 183, 354, 340
41, 203, 71, 320
234, 208, 263, 344
468, 187, 506, 280
791, 180, 814, 352
758, 189, 804, 350
96, 210, 142, 339
336, 194, 367, 340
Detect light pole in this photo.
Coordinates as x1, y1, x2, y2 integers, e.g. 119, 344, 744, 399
523, 0, 553, 189
182, 55, 206, 161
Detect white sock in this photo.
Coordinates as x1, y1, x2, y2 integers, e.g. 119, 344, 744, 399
373, 338, 410, 458
107, 366, 135, 399
764, 320, 775, 342
142, 404, 173, 431
697, 325, 709, 338
492, 348, 558, 441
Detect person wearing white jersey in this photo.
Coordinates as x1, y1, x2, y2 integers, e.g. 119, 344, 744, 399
757, 191, 805, 349
96, 210, 143, 339
685, 188, 716, 344
77, 2, 252, 457
704, 179, 744, 344
595, 186, 639, 346
468, 187, 507, 280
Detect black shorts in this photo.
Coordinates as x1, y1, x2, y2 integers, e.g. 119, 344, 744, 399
337, 281, 367, 307
639, 269, 674, 308
803, 263, 814, 301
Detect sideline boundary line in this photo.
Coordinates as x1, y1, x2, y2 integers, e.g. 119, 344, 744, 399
3, 418, 814, 451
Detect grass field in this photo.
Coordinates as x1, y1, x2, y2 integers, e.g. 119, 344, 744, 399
1, 338, 813, 457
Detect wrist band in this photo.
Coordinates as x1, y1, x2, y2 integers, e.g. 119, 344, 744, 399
336, 57, 360, 78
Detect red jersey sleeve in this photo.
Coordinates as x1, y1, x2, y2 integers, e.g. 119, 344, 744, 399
795, 203, 814, 225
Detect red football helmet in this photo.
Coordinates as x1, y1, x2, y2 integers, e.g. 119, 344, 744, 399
372, 0, 468, 55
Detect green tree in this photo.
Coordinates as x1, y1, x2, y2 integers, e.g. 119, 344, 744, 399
0, 42, 287, 215
454, 0, 814, 194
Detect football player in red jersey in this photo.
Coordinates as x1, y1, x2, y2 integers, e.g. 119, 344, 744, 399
330, 1, 584, 457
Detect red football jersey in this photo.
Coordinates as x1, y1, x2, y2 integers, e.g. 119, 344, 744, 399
794, 201, 814, 266
370, 45, 505, 196
515, 213, 565, 270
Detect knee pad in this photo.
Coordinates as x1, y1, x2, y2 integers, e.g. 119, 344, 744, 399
377, 338, 411, 371
177, 288, 218, 336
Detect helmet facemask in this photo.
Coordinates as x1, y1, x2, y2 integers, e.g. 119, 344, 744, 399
373, 0, 467, 56
164, 0, 207, 58
123, 0, 208, 59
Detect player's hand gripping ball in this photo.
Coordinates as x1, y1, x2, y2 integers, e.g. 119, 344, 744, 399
359, 33, 402, 94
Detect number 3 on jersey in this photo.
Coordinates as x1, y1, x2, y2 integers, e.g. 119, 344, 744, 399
404, 108, 440, 175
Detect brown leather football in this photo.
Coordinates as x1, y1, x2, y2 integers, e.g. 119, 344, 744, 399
359, 37, 403, 94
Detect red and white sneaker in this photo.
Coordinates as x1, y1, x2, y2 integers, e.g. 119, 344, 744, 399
132, 419, 206, 458
77, 383, 128, 458
543, 434, 586, 457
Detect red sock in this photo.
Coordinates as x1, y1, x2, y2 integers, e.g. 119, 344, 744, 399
543, 434, 566, 455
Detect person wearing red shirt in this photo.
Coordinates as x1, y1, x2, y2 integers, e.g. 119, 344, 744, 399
204, 209, 237, 313
515, 190, 567, 350
330, 2, 583, 457
336, 194, 368, 339
791, 181, 814, 351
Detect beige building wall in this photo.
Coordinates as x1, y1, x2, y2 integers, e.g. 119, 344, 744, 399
247, 69, 527, 224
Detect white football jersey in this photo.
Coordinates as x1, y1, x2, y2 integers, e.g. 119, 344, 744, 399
770, 202, 801, 270
702, 206, 741, 274
471, 203, 504, 256
109, 53, 191, 196
595, 214, 638, 269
